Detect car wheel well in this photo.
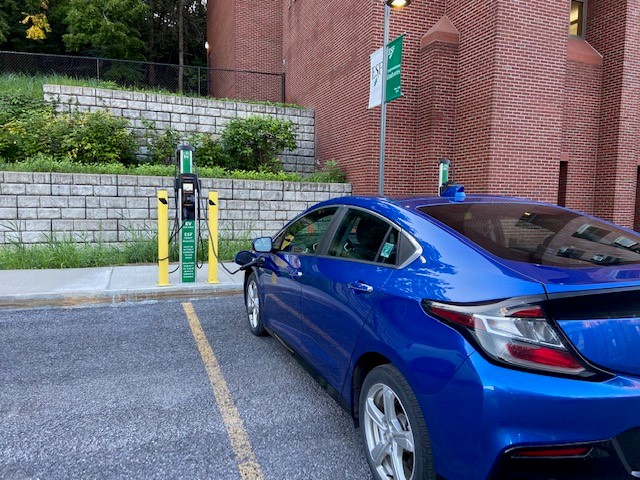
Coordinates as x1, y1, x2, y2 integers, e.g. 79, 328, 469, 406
351, 352, 391, 426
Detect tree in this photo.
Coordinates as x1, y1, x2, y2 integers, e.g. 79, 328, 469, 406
20, 0, 51, 40
63, 0, 149, 60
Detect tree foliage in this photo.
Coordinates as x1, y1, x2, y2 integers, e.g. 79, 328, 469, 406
0, 0, 207, 66
62, 0, 149, 60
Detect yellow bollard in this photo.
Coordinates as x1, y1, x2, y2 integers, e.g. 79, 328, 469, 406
208, 191, 219, 284
157, 190, 170, 286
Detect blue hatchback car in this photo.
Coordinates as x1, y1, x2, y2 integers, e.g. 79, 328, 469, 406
234, 195, 640, 480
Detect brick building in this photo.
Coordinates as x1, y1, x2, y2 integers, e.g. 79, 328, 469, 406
207, 0, 640, 230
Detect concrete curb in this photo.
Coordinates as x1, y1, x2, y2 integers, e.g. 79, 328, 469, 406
0, 284, 244, 310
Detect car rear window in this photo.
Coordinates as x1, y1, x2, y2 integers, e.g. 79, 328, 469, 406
419, 203, 640, 268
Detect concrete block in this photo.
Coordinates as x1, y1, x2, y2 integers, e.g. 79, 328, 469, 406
71, 185, 94, 196
33, 172, 51, 183
138, 176, 165, 187
40, 196, 68, 208
126, 197, 148, 209
261, 190, 284, 201
100, 175, 117, 186
4, 172, 33, 183
94, 185, 118, 196
21, 231, 49, 244
25, 220, 51, 231
86, 197, 101, 208
69, 197, 86, 208
61, 208, 86, 219
86, 208, 108, 219
17, 196, 39, 208
95, 230, 118, 242
117, 175, 138, 186
38, 208, 62, 219
0, 207, 16, 219
100, 197, 126, 208
52, 219, 75, 231
117, 186, 136, 197
128, 101, 147, 110
173, 104, 193, 115
0, 196, 17, 208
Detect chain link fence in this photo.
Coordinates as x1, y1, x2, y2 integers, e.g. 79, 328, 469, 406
0, 50, 285, 103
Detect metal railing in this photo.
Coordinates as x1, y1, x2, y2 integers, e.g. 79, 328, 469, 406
0, 50, 285, 103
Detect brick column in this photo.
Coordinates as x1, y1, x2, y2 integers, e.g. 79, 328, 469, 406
587, 0, 640, 228
417, 15, 459, 195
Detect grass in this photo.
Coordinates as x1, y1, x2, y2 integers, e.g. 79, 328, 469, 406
0, 72, 300, 108
0, 73, 118, 99
0, 231, 252, 270
0, 156, 305, 181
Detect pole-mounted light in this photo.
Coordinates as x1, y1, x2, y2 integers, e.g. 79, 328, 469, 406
378, 0, 412, 196
386, 0, 411, 8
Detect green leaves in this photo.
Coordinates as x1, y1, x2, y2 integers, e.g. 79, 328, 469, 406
221, 116, 298, 172
63, 0, 149, 60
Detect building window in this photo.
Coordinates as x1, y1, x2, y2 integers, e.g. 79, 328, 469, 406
558, 161, 568, 207
569, 0, 586, 36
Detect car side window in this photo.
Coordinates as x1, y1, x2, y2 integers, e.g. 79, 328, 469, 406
327, 209, 398, 265
273, 207, 338, 254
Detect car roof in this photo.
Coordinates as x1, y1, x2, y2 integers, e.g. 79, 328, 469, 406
319, 194, 547, 212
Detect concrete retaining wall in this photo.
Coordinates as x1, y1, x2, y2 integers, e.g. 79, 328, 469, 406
0, 171, 351, 245
42, 85, 317, 174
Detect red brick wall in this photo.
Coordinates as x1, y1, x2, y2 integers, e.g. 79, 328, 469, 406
563, 57, 601, 214
417, 22, 459, 195
208, 0, 639, 225
207, 0, 282, 102
282, 0, 443, 195
587, 0, 640, 228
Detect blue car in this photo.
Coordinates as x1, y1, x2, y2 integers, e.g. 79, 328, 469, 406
234, 195, 640, 480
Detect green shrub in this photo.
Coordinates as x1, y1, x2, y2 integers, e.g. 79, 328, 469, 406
306, 160, 347, 183
143, 123, 181, 165
221, 115, 297, 172
0, 110, 138, 164
61, 111, 138, 164
190, 133, 234, 169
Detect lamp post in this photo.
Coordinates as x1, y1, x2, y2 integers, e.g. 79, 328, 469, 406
378, 0, 411, 196
204, 41, 211, 97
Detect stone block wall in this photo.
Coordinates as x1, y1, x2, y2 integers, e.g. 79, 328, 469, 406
42, 85, 316, 174
0, 172, 352, 245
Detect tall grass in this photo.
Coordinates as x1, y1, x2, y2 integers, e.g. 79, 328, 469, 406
0, 230, 250, 270
0, 73, 118, 99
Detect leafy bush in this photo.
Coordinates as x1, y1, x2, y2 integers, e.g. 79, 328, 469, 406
0, 110, 138, 164
190, 133, 234, 169
143, 122, 181, 165
306, 160, 347, 183
0, 154, 303, 181
221, 115, 297, 172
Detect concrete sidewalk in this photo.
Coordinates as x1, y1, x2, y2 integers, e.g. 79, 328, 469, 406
0, 263, 245, 309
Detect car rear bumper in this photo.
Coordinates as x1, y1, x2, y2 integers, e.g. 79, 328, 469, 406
418, 352, 640, 480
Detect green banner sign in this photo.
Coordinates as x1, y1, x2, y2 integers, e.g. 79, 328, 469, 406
181, 219, 197, 283
386, 34, 404, 103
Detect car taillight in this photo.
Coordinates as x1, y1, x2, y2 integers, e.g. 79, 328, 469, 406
424, 299, 589, 376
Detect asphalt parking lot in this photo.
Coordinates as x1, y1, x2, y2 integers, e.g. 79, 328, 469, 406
0, 296, 372, 479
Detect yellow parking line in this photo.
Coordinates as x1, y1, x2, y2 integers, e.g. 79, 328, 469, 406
182, 302, 265, 480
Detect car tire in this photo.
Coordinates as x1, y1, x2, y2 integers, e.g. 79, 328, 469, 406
359, 364, 435, 480
245, 271, 267, 336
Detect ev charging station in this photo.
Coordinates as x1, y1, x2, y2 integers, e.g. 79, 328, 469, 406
438, 158, 465, 201
176, 145, 198, 283
156, 143, 220, 286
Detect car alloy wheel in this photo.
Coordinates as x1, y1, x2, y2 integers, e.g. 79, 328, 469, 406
360, 365, 435, 480
245, 272, 266, 336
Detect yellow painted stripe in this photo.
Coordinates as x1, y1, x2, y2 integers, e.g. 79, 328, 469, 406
183, 302, 265, 480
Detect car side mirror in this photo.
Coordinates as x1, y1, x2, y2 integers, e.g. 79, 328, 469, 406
253, 237, 273, 253
235, 250, 265, 271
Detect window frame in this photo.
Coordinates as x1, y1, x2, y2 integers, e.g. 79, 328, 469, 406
569, 0, 587, 38
272, 206, 340, 256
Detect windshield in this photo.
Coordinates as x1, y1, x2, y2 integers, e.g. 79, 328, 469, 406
419, 203, 640, 268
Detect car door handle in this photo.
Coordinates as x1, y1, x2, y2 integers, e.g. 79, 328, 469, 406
348, 282, 373, 293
